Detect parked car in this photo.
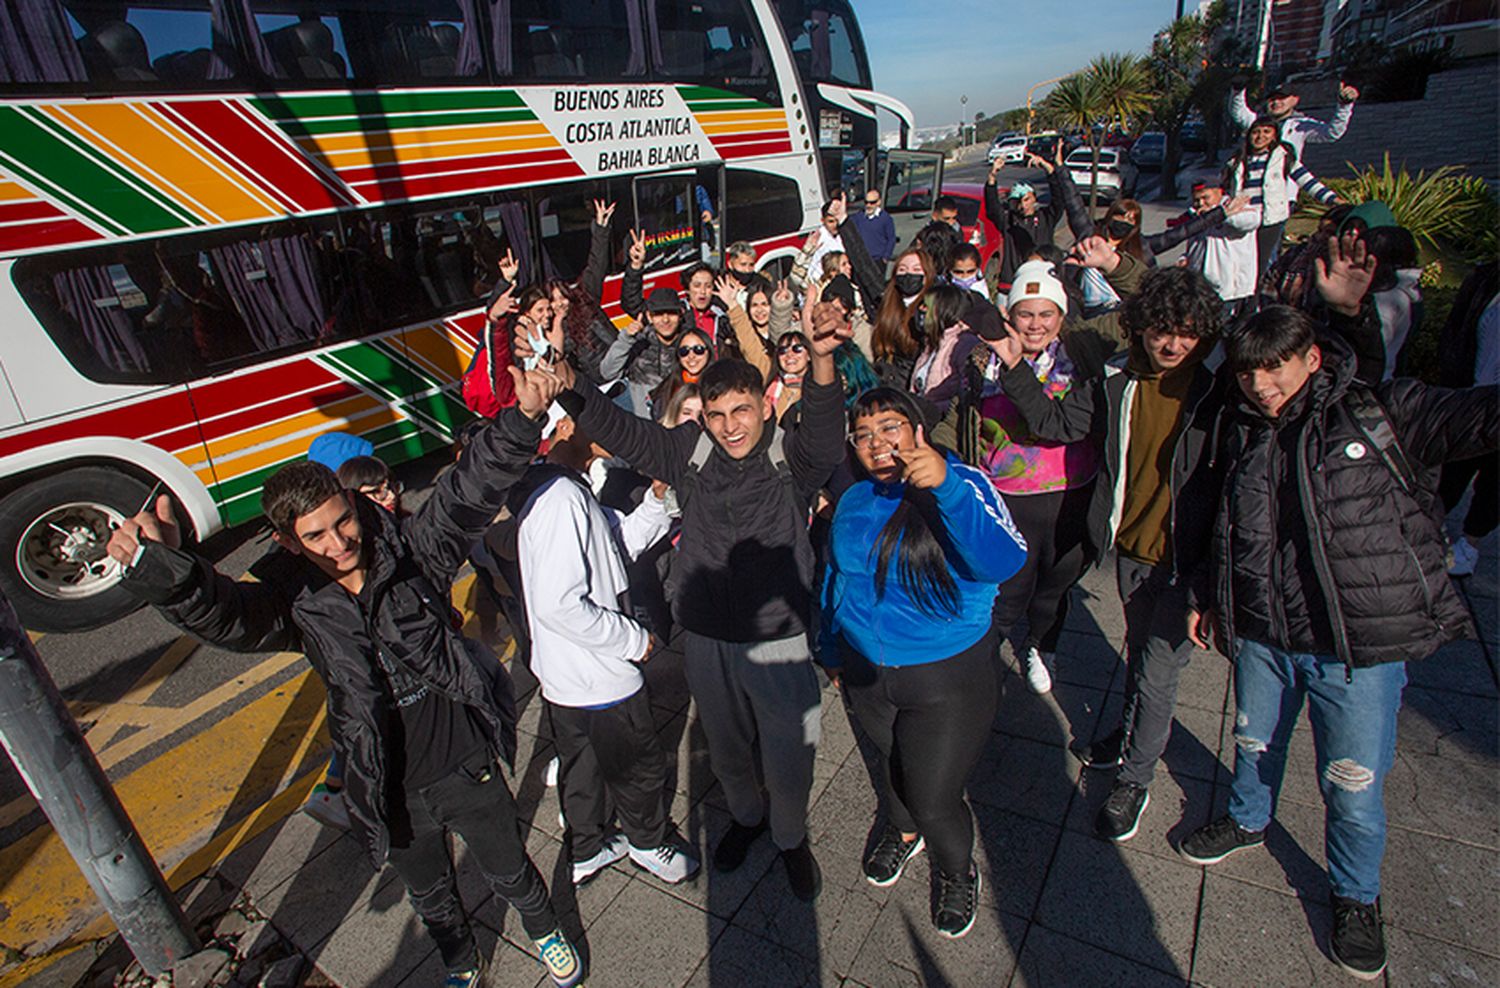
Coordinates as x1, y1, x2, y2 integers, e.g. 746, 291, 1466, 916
1131, 131, 1166, 169
1180, 121, 1209, 153
889, 182, 1003, 272
988, 134, 1028, 164
1024, 131, 1074, 163
1065, 147, 1138, 201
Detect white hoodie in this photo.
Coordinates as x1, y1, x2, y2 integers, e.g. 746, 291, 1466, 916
1374, 268, 1423, 381
1182, 204, 1262, 302
517, 472, 671, 708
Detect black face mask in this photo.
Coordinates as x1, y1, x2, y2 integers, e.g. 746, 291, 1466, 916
894, 273, 925, 297
1106, 219, 1138, 241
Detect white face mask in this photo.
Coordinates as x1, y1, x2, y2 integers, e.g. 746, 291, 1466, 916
951, 273, 980, 289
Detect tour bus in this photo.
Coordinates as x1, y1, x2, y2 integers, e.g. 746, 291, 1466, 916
0, 0, 867, 632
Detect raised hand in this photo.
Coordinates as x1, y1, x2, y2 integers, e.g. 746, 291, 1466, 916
713, 274, 740, 309
487, 283, 518, 323
828, 191, 848, 225
105, 494, 181, 565
498, 248, 519, 284
891, 424, 947, 490
1071, 235, 1120, 273
1315, 229, 1377, 316
506, 363, 564, 420
982, 310, 1026, 369
628, 229, 647, 269
1338, 81, 1360, 103
1223, 194, 1253, 217
593, 199, 617, 227
773, 278, 793, 306
1025, 151, 1054, 174
802, 228, 822, 252
808, 299, 852, 357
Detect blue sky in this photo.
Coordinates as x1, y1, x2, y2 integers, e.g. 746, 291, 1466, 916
856, 0, 1185, 128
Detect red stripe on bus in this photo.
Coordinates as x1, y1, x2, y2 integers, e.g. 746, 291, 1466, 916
0, 200, 65, 223
0, 218, 101, 252
185, 379, 365, 447
183, 359, 342, 421
354, 159, 585, 200
169, 102, 356, 212
0, 390, 200, 460
337, 147, 574, 187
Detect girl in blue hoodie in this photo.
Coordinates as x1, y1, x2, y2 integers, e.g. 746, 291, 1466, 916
820, 387, 1027, 939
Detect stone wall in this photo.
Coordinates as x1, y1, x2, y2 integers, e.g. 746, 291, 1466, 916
1296, 61, 1500, 188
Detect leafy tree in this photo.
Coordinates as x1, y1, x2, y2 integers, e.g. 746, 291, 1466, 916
1146, 2, 1229, 199
1048, 54, 1155, 211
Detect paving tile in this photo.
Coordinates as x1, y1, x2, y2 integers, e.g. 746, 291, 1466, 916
211, 806, 354, 899
301, 880, 436, 988
397, 936, 544, 988
1404, 640, 1498, 699
730, 873, 884, 980
1208, 795, 1330, 903
968, 735, 1082, 826
1380, 824, 1500, 956
1033, 831, 1199, 978
972, 809, 1061, 920
994, 676, 1108, 751
1050, 628, 1124, 691
846, 886, 1024, 988
647, 802, 778, 921
1398, 685, 1499, 764
573, 879, 724, 988
1384, 747, 1500, 849
682, 924, 822, 987
1383, 925, 1500, 988
251, 833, 386, 955
1192, 874, 1342, 987
658, 707, 725, 811
1173, 652, 1234, 715
1064, 768, 1214, 864
1009, 924, 1187, 987
818, 687, 860, 767
1159, 704, 1229, 784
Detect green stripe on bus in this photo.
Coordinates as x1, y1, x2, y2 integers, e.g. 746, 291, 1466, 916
209, 419, 428, 505
282, 107, 539, 137
317, 345, 411, 404
400, 388, 472, 441
250, 90, 529, 122
0, 107, 187, 235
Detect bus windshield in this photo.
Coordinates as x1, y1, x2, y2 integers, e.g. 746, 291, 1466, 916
771, 0, 869, 90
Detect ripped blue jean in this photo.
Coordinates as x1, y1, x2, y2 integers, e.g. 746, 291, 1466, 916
1226, 638, 1406, 903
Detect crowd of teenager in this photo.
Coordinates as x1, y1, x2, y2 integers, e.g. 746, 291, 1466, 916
103, 79, 1497, 987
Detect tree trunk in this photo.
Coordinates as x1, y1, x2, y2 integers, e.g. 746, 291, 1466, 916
1161, 122, 1183, 201
1089, 138, 1102, 214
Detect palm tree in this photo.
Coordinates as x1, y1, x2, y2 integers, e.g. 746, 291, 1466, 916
1086, 53, 1155, 209
1045, 72, 1103, 205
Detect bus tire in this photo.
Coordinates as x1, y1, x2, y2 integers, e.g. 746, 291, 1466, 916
0, 467, 154, 633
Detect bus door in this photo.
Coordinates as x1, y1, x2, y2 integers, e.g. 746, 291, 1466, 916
632, 165, 725, 274
881, 149, 945, 258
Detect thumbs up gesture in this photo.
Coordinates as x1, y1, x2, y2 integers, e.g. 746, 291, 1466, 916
892, 424, 947, 490
107, 493, 181, 565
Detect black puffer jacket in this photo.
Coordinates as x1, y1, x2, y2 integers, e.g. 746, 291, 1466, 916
1210, 336, 1498, 669
122, 408, 543, 866
560, 374, 846, 642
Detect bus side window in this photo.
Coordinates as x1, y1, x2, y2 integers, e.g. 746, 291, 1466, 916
724, 169, 803, 247
536, 181, 628, 284
499, 0, 646, 81
648, 0, 769, 84
633, 175, 696, 273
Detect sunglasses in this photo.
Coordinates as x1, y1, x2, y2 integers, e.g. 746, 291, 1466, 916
358, 480, 403, 499
677, 344, 710, 356
777, 342, 806, 354
865, 197, 880, 204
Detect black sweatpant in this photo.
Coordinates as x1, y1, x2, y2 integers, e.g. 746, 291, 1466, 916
385, 751, 556, 973
1440, 455, 1499, 539
549, 688, 669, 859
841, 627, 998, 875
1255, 222, 1286, 285
994, 485, 1093, 654
1114, 556, 1196, 788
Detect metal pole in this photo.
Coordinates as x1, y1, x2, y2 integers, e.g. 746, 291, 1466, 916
0, 592, 199, 975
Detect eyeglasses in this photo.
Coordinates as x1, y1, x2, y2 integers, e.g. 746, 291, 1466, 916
849, 421, 907, 450
358, 480, 402, 499
677, 344, 710, 357
777, 342, 806, 355
865, 197, 880, 204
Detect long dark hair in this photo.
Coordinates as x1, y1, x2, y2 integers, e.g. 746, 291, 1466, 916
1230, 116, 1295, 184
849, 388, 959, 617
872, 247, 934, 361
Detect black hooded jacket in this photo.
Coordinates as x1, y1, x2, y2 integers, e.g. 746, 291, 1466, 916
121, 408, 543, 866
1209, 335, 1498, 669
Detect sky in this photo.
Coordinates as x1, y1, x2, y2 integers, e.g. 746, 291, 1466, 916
856, 0, 1190, 129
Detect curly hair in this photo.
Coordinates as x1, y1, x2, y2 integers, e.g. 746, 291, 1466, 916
1119, 267, 1223, 341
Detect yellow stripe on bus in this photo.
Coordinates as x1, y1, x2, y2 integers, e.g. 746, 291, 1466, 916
134, 103, 288, 222
0, 180, 34, 201
401, 325, 476, 387
693, 110, 788, 127
201, 396, 395, 469
292, 121, 555, 157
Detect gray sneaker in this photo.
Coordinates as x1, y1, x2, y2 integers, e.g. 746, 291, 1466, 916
628, 840, 700, 884
572, 833, 629, 885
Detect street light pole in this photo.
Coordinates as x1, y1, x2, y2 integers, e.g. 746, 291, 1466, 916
959, 94, 968, 147
0, 592, 199, 975
1026, 75, 1067, 136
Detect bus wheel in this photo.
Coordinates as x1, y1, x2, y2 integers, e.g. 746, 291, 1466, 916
0, 468, 153, 633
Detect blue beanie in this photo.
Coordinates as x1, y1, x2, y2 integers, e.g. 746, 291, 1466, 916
307, 431, 374, 471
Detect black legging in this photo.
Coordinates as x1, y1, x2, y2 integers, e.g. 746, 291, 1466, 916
993, 484, 1093, 654
840, 627, 998, 875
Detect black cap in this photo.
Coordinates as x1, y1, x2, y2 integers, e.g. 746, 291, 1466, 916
1264, 85, 1293, 100
646, 287, 680, 313
964, 296, 1005, 342
822, 274, 856, 314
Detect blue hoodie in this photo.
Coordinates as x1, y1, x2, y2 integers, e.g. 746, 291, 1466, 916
821, 455, 1028, 667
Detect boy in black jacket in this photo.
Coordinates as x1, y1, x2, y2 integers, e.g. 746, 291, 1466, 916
535, 293, 853, 902
106, 368, 583, 988
1179, 298, 1498, 981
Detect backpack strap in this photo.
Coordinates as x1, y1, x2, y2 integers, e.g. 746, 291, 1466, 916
1344, 387, 1416, 494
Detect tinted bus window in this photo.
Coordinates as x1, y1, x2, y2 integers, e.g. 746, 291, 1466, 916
772, 0, 870, 89
499, 0, 646, 81
0, 0, 242, 90
633, 173, 698, 272
648, 0, 771, 93
724, 169, 802, 246
246, 0, 482, 85
537, 180, 631, 282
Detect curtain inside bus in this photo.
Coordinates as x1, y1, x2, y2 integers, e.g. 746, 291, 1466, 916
207, 236, 325, 352
51, 267, 151, 373
0, 0, 87, 83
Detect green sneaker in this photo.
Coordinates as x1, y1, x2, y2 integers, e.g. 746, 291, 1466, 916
533, 928, 582, 987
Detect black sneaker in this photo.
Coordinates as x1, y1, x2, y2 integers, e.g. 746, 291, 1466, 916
1330, 894, 1386, 981
932, 864, 981, 939
1179, 814, 1265, 865
863, 824, 926, 887
712, 818, 768, 873
780, 840, 822, 902
1095, 782, 1150, 843
1072, 725, 1125, 769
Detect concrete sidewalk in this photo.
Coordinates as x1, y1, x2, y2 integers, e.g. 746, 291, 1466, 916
23, 537, 1500, 988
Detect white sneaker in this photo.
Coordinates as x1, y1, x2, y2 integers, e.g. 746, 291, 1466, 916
1024, 647, 1053, 695
628, 841, 700, 884
544, 756, 560, 788
302, 784, 351, 830
1449, 537, 1480, 577
572, 833, 629, 885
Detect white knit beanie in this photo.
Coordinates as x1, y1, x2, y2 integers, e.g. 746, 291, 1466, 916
1006, 260, 1069, 316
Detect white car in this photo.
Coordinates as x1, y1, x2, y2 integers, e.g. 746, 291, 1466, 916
1065, 146, 1139, 201
988, 134, 1027, 164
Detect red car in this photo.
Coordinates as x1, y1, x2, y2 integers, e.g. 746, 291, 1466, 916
891, 182, 1004, 271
